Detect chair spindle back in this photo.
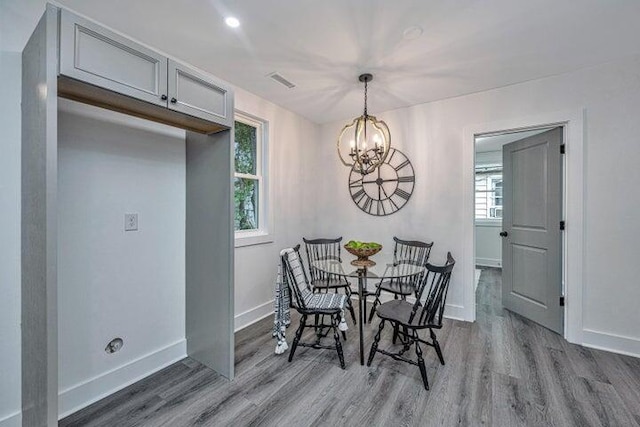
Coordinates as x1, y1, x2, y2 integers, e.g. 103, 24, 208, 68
303, 237, 343, 283
410, 252, 455, 328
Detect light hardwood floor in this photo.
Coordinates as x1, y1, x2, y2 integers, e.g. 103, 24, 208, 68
61, 268, 640, 426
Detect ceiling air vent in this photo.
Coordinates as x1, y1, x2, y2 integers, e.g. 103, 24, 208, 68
268, 72, 296, 89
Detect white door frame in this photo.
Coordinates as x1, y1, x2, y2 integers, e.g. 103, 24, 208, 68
462, 109, 585, 343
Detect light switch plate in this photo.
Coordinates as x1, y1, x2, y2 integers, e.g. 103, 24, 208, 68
124, 213, 138, 231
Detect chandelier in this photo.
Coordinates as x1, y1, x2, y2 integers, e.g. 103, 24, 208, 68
337, 73, 391, 175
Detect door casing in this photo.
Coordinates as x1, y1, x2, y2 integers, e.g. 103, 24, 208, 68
463, 109, 585, 344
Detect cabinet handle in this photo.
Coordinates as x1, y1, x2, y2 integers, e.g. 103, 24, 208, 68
499, 231, 508, 237
170, 97, 177, 104
161, 94, 167, 101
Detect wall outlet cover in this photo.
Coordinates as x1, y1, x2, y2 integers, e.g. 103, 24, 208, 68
125, 213, 138, 231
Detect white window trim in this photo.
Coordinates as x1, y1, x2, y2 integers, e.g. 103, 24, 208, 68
234, 111, 274, 248
475, 169, 503, 222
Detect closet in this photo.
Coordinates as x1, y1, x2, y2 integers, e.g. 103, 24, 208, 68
21, 5, 235, 426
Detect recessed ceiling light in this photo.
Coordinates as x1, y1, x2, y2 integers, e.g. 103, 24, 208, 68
403, 25, 423, 40
225, 17, 240, 28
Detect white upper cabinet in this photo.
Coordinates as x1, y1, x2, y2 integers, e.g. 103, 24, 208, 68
60, 9, 167, 106
60, 9, 168, 107
168, 60, 233, 127
59, 9, 233, 129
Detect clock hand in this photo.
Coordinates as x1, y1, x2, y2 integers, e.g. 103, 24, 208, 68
362, 178, 400, 184
380, 185, 399, 209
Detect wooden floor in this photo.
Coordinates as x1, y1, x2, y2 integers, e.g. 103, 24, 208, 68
61, 268, 640, 426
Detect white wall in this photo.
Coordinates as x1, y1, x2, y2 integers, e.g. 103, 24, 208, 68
57, 100, 187, 416
475, 224, 502, 268
475, 150, 502, 267
0, 51, 23, 427
233, 88, 318, 330
317, 55, 640, 353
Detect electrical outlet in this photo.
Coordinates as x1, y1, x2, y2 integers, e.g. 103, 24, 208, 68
124, 213, 138, 231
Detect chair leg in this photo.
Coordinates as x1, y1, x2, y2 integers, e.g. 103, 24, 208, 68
414, 333, 430, 390
341, 330, 347, 341
367, 286, 383, 323
332, 314, 345, 369
367, 320, 386, 366
430, 328, 445, 365
392, 323, 399, 344
289, 315, 306, 362
345, 288, 357, 324
314, 313, 319, 335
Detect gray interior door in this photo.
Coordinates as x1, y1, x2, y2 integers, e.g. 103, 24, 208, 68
501, 127, 563, 333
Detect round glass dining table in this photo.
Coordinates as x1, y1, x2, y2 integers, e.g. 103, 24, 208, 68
311, 259, 425, 365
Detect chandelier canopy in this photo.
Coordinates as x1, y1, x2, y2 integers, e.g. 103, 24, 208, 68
337, 73, 391, 175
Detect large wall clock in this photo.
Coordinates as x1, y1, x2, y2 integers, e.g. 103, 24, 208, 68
348, 148, 415, 216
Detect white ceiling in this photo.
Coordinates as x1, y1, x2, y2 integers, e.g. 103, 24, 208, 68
4, 0, 640, 124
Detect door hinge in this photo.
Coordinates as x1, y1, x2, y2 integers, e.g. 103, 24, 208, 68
560, 296, 565, 307
560, 220, 566, 231
560, 144, 566, 154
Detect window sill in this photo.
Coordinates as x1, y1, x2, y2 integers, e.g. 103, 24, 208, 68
475, 219, 502, 227
235, 230, 274, 248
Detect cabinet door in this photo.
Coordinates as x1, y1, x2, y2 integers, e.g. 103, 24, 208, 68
59, 9, 168, 107
168, 60, 232, 127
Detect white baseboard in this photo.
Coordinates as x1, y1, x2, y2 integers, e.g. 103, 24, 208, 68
476, 257, 501, 268
234, 300, 274, 332
58, 339, 187, 419
0, 411, 20, 427
443, 304, 466, 321
582, 329, 640, 359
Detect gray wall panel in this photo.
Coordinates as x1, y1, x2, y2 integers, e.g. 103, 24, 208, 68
185, 128, 235, 379
21, 5, 59, 427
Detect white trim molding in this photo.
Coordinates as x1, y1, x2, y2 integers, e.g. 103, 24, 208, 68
234, 300, 274, 332
234, 110, 275, 248
58, 339, 187, 419
582, 329, 640, 359
463, 109, 585, 344
476, 258, 501, 268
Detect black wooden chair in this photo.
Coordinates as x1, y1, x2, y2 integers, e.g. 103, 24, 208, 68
281, 245, 346, 369
367, 253, 455, 390
368, 237, 433, 322
303, 237, 357, 324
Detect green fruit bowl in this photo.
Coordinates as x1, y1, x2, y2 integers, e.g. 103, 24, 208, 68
344, 243, 382, 261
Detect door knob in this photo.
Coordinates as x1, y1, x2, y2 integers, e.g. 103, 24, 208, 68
170, 97, 177, 104
499, 231, 508, 237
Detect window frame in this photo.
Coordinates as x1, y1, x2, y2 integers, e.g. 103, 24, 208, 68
233, 111, 273, 247
475, 167, 503, 224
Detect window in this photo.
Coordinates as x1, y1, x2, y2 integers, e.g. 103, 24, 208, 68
475, 165, 503, 220
234, 113, 271, 246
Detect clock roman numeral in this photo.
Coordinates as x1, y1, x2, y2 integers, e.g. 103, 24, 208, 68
378, 200, 386, 215
394, 188, 411, 200
349, 177, 363, 188
394, 159, 410, 171
387, 149, 397, 165
397, 175, 415, 183
362, 196, 373, 213
352, 188, 366, 204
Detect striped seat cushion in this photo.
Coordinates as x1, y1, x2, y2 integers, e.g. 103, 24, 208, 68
301, 290, 346, 310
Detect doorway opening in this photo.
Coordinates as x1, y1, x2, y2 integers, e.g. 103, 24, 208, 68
474, 126, 564, 334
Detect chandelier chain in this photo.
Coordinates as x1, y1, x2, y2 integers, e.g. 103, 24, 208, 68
363, 79, 368, 117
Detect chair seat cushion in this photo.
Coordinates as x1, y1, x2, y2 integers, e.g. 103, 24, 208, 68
376, 300, 423, 327
377, 280, 415, 295
302, 291, 346, 312
311, 278, 349, 289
